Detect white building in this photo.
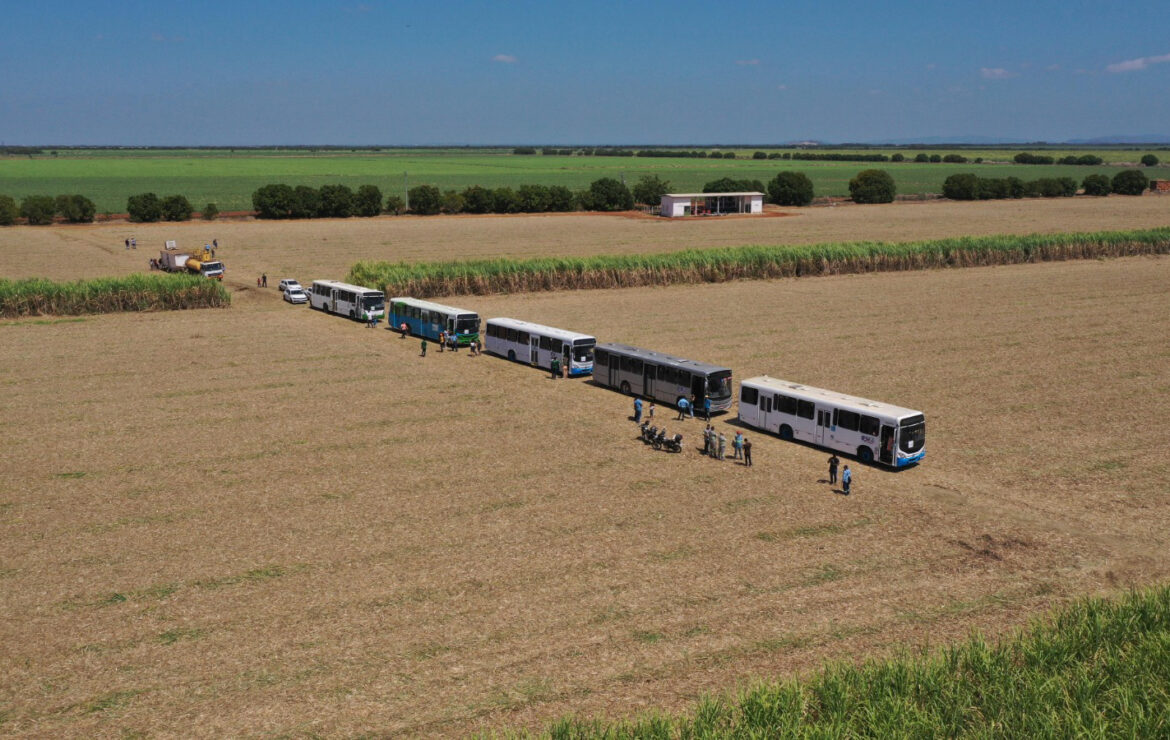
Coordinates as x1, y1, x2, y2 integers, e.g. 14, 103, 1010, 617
660, 192, 765, 218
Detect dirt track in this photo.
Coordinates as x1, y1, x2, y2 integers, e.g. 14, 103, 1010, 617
2, 242, 1168, 735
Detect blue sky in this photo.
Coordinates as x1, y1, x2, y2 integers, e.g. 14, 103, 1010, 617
2, 0, 1168, 145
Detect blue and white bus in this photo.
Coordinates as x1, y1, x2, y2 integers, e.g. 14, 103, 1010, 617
388, 297, 481, 346
737, 376, 925, 467
484, 318, 595, 376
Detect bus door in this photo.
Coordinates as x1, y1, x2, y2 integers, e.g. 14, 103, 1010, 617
530, 336, 540, 365
880, 424, 895, 464
815, 408, 831, 445
608, 354, 618, 388
643, 364, 655, 397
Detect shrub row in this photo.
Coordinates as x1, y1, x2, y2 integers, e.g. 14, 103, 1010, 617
943, 170, 1150, 200
0, 194, 97, 225
348, 227, 1170, 299
545, 586, 1170, 738
251, 184, 384, 219
0, 274, 230, 317
404, 183, 580, 215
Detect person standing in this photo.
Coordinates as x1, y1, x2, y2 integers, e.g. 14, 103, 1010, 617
257, 276, 261, 287
743, 437, 753, 467
828, 454, 840, 485
261, 273, 267, 287
124, 238, 130, 250
420, 338, 427, 357
703, 396, 712, 422
842, 465, 852, 494
633, 397, 643, 423
676, 397, 689, 420
733, 431, 743, 460
439, 331, 446, 352
550, 354, 560, 379
213, 238, 218, 250
400, 322, 408, 339
648, 402, 655, 422
702, 425, 711, 456
717, 431, 727, 460
131, 237, 136, 249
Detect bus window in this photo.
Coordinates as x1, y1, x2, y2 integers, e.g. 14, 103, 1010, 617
741, 386, 759, 404
797, 400, 814, 419
776, 395, 797, 415
573, 342, 594, 363
707, 371, 733, 400
859, 415, 880, 436
837, 410, 860, 432
456, 315, 479, 334
594, 348, 609, 365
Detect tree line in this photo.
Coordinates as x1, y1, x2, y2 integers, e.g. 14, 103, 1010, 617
942, 170, 1153, 200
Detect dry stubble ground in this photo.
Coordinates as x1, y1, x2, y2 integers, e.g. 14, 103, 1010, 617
0, 195, 1168, 283
2, 231, 1170, 736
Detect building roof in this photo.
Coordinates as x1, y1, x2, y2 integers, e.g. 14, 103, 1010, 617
663, 192, 764, 198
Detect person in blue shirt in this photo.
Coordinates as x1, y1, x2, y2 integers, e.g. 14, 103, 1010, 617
703, 396, 712, 421
842, 465, 852, 494
633, 397, 643, 423
676, 397, 690, 420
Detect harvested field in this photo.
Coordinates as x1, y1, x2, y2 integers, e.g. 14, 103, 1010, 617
1, 195, 1168, 283
1, 254, 1169, 737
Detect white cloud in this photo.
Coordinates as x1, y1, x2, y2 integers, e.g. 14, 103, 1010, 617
1045, 64, 1061, 71
492, 54, 517, 64
980, 67, 1017, 80
925, 62, 936, 70
776, 84, 787, 91
736, 59, 760, 66
1106, 52, 1170, 73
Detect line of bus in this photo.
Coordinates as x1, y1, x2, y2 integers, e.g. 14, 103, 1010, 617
483, 318, 595, 376
592, 342, 733, 412
309, 280, 385, 321
737, 376, 925, 467
388, 297, 481, 346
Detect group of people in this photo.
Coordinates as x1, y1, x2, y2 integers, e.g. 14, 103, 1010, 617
827, 454, 853, 494
256, 273, 267, 288
418, 331, 481, 357
124, 237, 137, 250
701, 425, 752, 465
674, 394, 713, 421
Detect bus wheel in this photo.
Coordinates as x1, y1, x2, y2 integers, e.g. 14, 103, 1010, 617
857, 446, 874, 464
779, 425, 793, 441
507, 350, 516, 361
620, 381, 631, 395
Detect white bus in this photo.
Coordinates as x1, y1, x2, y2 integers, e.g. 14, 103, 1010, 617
737, 376, 925, 467
483, 318, 595, 376
593, 342, 733, 412
309, 280, 385, 321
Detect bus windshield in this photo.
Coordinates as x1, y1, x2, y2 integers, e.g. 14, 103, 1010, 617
707, 371, 733, 399
455, 315, 480, 334
899, 422, 925, 453
362, 295, 385, 310
573, 341, 595, 363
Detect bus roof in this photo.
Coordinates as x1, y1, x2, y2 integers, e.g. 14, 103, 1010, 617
390, 296, 478, 316
741, 375, 923, 420
487, 317, 595, 342
596, 342, 731, 376
312, 280, 382, 295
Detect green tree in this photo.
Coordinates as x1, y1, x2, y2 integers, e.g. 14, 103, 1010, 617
1082, 174, 1111, 196
941, 173, 980, 200
1111, 169, 1149, 195
201, 203, 219, 220
161, 194, 193, 221
491, 187, 520, 213
632, 175, 671, 206
848, 169, 896, 204
461, 186, 494, 214
251, 184, 294, 219
384, 194, 405, 215
914, 153, 929, 162
702, 177, 765, 193
354, 184, 384, 217
440, 189, 465, 214
752, 151, 768, 159
517, 184, 551, 212
55, 194, 96, 223
127, 192, 163, 222
766, 171, 815, 206
318, 184, 355, 217
408, 185, 442, 215
1140, 154, 1159, 167
890, 153, 905, 162
582, 178, 634, 211
547, 185, 575, 212
929, 154, 942, 163
290, 186, 321, 218
0, 195, 20, 225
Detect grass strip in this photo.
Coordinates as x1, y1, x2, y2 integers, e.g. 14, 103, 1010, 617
0, 274, 229, 317
537, 585, 1170, 738
349, 226, 1170, 298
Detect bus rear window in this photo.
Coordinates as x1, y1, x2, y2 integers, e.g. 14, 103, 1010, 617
707, 371, 732, 399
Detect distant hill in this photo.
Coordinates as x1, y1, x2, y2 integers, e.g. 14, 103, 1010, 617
870, 135, 1170, 146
